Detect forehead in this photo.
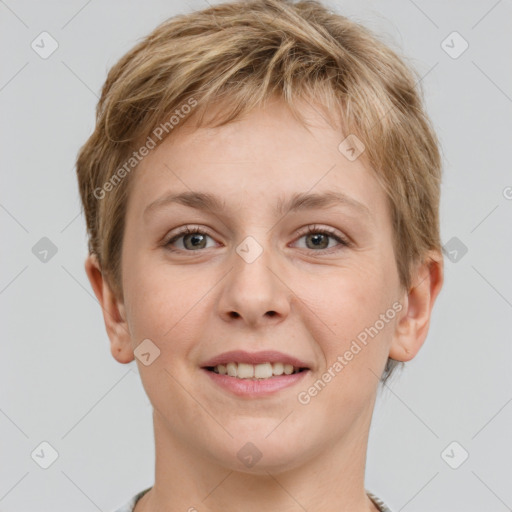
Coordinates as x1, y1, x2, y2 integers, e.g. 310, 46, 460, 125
126, 99, 389, 226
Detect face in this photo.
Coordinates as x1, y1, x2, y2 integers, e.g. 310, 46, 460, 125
113, 98, 408, 472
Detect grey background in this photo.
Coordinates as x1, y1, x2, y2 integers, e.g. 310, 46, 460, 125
1, 0, 511, 511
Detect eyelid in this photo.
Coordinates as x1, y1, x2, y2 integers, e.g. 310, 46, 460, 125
293, 224, 351, 249
163, 223, 351, 253
164, 225, 218, 248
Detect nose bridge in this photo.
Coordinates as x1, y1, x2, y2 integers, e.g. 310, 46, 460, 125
218, 231, 290, 325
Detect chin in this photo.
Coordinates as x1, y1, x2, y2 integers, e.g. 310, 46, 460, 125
208, 434, 314, 475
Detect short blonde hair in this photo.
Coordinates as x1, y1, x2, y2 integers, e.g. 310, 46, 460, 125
76, 0, 443, 383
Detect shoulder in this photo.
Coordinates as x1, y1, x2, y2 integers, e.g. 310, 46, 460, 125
367, 490, 394, 512
111, 487, 152, 512
112, 488, 390, 512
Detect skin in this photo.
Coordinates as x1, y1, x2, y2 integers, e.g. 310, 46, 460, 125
86, 97, 443, 512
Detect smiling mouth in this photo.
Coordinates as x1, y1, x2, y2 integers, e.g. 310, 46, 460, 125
203, 362, 308, 379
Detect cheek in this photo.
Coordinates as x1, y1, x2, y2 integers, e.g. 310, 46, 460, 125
124, 255, 214, 360
317, 257, 397, 361
304, 274, 396, 418
123, 256, 184, 341
325, 260, 383, 319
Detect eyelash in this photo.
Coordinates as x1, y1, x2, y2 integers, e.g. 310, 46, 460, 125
164, 224, 350, 254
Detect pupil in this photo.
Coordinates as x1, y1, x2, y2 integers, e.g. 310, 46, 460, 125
186, 234, 205, 249
309, 233, 327, 249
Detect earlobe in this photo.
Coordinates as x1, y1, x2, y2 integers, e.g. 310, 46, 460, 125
84, 254, 134, 364
389, 251, 444, 362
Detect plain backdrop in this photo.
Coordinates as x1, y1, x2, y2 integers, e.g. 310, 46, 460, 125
1, 0, 511, 511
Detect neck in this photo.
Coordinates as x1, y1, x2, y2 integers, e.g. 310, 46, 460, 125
135, 405, 380, 512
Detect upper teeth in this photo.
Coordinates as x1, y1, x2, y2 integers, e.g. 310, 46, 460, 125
212, 362, 301, 379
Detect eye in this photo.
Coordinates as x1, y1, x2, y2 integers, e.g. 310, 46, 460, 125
164, 224, 350, 254
165, 226, 217, 252
292, 225, 350, 252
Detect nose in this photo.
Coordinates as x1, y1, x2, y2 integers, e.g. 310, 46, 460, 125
216, 238, 291, 328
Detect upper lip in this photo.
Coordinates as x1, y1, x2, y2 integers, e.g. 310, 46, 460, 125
201, 350, 311, 369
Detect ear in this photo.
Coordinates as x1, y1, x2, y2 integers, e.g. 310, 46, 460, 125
84, 254, 134, 364
389, 250, 444, 362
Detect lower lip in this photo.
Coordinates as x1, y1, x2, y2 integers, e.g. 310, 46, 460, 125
202, 368, 310, 397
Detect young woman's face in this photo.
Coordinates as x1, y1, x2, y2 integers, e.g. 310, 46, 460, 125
119, 99, 405, 471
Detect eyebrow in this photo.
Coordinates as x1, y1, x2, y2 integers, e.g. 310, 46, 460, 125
143, 190, 372, 221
